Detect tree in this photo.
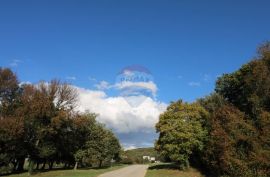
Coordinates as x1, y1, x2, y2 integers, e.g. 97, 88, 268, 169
155, 100, 208, 169
0, 68, 20, 117
73, 113, 121, 169
201, 104, 257, 176
17, 80, 78, 174
214, 42, 270, 176
0, 68, 122, 175
216, 42, 270, 121
0, 115, 25, 173
197, 93, 227, 114
0, 68, 25, 173
92, 128, 120, 167
73, 113, 97, 169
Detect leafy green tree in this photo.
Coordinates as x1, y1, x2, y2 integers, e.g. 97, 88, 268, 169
197, 93, 226, 114
214, 42, 270, 176
74, 149, 87, 170
73, 113, 121, 169
0, 68, 122, 175
155, 100, 208, 169
73, 113, 97, 169
216, 42, 270, 121
84, 124, 120, 168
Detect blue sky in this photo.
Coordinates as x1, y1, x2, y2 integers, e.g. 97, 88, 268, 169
1, 0, 270, 148
1, 0, 270, 102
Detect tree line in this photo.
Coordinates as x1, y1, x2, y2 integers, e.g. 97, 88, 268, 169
155, 42, 270, 177
0, 70, 121, 175
121, 148, 163, 164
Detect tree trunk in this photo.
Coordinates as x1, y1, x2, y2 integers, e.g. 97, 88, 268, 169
49, 161, 54, 170
41, 161, 46, 170
28, 159, 34, 175
99, 160, 102, 168
12, 160, 18, 172
36, 162, 40, 170
16, 158, 25, 172
74, 162, 78, 170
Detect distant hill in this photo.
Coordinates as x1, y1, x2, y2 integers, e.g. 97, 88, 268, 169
122, 147, 162, 164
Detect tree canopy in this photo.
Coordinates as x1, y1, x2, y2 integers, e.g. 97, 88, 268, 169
155, 42, 270, 176
155, 100, 208, 169
0, 68, 121, 175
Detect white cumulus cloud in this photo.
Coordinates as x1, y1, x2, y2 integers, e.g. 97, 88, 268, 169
75, 86, 167, 133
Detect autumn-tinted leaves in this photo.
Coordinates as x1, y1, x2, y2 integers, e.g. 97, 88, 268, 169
155, 42, 270, 177
0, 69, 121, 175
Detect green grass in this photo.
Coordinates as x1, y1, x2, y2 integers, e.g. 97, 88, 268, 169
145, 163, 205, 177
6, 165, 126, 177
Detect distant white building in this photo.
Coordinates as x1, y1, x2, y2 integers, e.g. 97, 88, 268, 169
143, 156, 151, 160
150, 157, 155, 161
143, 156, 156, 163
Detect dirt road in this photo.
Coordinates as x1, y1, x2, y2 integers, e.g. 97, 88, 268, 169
98, 165, 148, 177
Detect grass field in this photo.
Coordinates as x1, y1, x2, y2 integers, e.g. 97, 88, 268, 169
5, 165, 126, 177
145, 163, 205, 177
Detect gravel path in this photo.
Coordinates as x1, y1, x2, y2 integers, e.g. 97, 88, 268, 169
98, 165, 148, 177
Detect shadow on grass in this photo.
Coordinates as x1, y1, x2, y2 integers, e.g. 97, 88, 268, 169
148, 163, 179, 170
148, 163, 209, 177
1, 164, 122, 176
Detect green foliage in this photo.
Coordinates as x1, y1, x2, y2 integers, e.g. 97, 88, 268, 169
122, 147, 161, 164
74, 119, 121, 168
212, 42, 270, 176
202, 104, 257, 176
216, 42, 270, 120
0, 69, 121, 175
156, 42, 270, 176
155, 100, 208, 169
74, 150, 87, 163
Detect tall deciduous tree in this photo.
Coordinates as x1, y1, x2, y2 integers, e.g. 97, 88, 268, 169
202, 104, 256, 176
73, 113, 121, 169
0, 68, 20, 117
214, 42, 270, 176
0, 68, 121, 175
155, 100, 208, 169
0, 68, 25, 173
